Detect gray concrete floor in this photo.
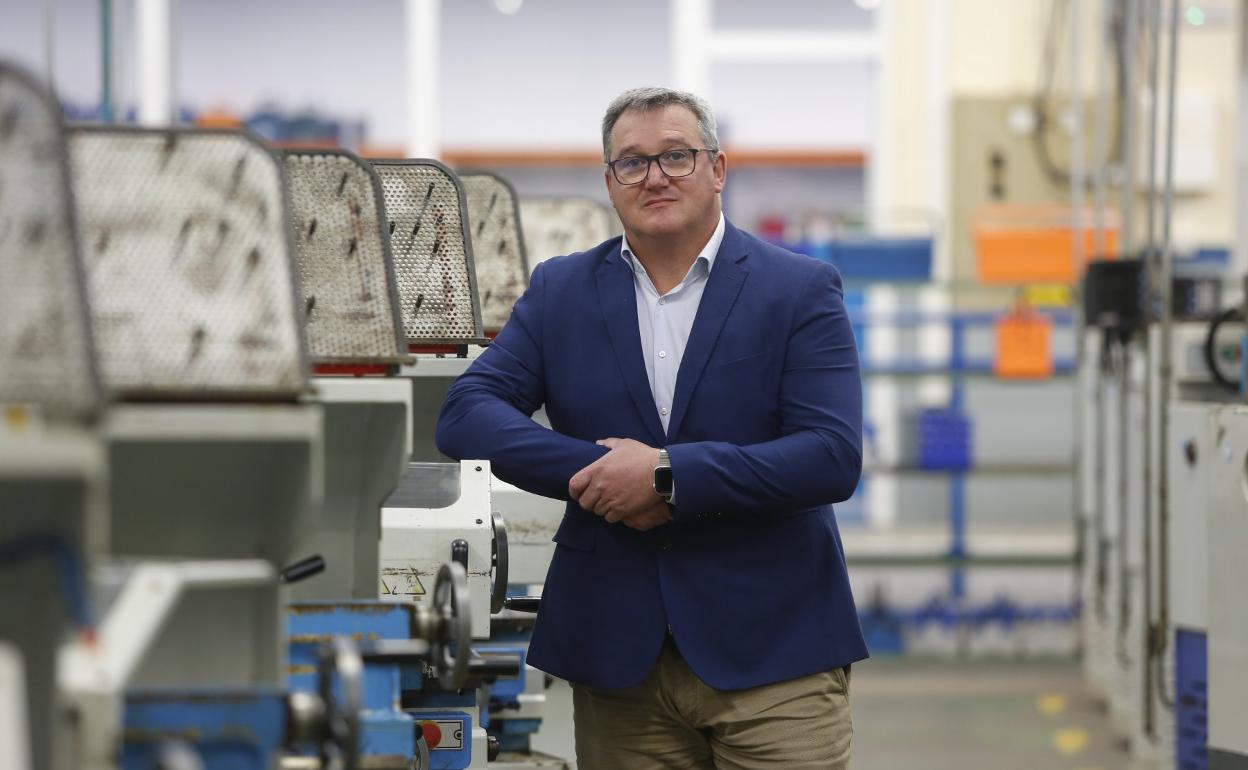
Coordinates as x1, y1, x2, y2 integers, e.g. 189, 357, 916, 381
849, 658, 1141, 770
529, 658, 1143, 769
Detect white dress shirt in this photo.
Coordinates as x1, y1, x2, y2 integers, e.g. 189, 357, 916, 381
620, 213, 726, 434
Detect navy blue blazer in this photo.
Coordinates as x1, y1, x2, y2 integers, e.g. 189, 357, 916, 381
436, 220, 868, 690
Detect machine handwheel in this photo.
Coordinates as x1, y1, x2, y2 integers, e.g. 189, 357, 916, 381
432, 561, 472, 690
317, 636, 363, 770
490, 511, 509, 615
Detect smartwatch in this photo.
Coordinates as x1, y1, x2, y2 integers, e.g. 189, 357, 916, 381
653, 448, 673, 502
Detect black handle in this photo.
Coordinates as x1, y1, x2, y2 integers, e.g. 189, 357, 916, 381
503, 596, 541, 613
468, 653, 522, 681
282, 555, 326, 584
451, 539, 469, 570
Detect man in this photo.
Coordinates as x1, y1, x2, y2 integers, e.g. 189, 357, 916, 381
436, 87, 866, 769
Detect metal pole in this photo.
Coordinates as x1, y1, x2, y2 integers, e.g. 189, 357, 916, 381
870, 0, 893, 232
1144, 0, 1161, 257
1070, 0, 1088, 657
1120, 0, 1140, 258
136, 0, 174, 126
1090, 0, 1114, 643
100, 0, 114, 123
671, 0, 712, 95
1113, 0, 1139, 673
405, 0, 441, 158
1092, 0, 1111, 257
1140, 0, 1163, 738
950, 318, 966, 607
1112, 1, 1139, 710
1116, 343, 1130, 654
42, 0, 56, 92
1072, 0, 1085, 277
1153, 0, 1181, 712
928, 0, 951, 284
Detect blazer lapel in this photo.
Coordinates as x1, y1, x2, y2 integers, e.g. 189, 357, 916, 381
595, 248, 667, 445
665, 225, 750, 441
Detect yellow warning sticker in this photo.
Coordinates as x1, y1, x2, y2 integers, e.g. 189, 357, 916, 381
1024, 284, 1072, 308
379, 563, 427, 596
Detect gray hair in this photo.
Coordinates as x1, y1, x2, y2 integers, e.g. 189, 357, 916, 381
601, 87, 720, 163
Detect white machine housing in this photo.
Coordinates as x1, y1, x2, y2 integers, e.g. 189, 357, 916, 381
381, 460, 497, 638
1206, 405, 1248, 764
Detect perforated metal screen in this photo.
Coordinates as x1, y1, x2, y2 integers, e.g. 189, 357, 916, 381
459, 173, 528, 333
283, 151, 406, 365
70, 127, 307, 398
0, 63, 101, 418
519, 197, 618, 273
370, 159, 484, 344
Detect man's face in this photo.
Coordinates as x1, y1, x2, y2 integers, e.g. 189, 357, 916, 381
604, 104, 725, 242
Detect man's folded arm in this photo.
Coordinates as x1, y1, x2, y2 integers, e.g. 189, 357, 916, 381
435, 263, 608, 500
666, 262, 863, 518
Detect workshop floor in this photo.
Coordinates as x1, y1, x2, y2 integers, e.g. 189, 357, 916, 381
530, 659, 1145, 770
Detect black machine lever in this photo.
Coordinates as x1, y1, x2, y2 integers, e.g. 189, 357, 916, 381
451, 539, 468, 571
281, 555, 326, 584
503, 596, 540, 613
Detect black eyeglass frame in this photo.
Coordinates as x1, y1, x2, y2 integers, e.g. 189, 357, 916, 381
605, 147, 719, 185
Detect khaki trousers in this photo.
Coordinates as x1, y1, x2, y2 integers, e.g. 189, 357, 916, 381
571, 637, 853, 770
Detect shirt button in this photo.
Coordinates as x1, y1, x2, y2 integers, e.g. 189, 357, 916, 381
660, 407, 669, 416
658, 350, 667, 359
658, 299, 665, 306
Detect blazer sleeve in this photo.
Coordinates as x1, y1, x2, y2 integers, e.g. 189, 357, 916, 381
665, 261, 863, 518
435, 261, 608, 500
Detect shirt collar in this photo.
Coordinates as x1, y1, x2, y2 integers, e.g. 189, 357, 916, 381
621, 212, 726, 281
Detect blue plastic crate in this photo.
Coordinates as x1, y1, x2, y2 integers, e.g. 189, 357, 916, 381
786, 236, 933, 282
917, 409, 972, 470
832, 236, 933, 281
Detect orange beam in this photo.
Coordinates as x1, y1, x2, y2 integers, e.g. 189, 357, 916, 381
440, 147, 867, 169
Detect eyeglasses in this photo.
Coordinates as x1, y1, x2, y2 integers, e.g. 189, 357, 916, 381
606, 148, 717, 185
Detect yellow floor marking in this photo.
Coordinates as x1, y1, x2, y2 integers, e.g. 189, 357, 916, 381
1035, 693, 1069, 716
1052, 727, 1089, 756
4, 405, 27, 431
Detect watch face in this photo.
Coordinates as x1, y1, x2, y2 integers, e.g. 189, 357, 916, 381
654, 466, 674, 496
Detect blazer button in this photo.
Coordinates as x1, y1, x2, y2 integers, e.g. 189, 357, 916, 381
659, 539, 673, 551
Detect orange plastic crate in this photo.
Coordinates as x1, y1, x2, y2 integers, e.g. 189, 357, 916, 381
995, 310, 1053, 379
974, 204, 1119, 285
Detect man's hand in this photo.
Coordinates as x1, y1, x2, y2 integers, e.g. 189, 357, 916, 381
620, 498, 673, 531
569, 437, 665, 524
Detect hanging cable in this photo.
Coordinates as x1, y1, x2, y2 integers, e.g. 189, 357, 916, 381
1033, 0, 1128, 188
